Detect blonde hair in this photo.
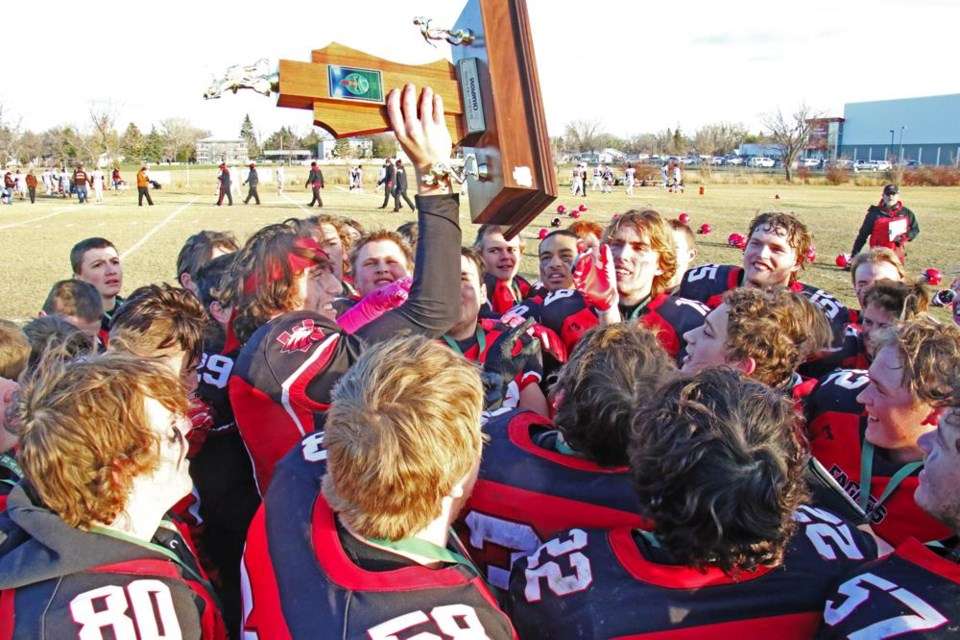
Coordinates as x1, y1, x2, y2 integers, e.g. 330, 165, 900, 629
603, 209, 678, 297
322, 336, 483, 540
873, 316, 960, 407
849, 247, 907, 289
14, 352, 189, 529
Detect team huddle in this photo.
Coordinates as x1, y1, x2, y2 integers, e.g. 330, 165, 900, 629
0, 84, 957, 639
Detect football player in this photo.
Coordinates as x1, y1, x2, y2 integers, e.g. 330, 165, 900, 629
175, 230, 239, 296
573, 209, 710, 360
508, 370, 878, 638
475, 224, 532, 314
847, 247, 907, 323
39, 279, 103, 348
455, 323, 673, 590
682, 286, 832, 400
0, 353, 226, 638
443, 247, 548, 416
676, 211, 848, 346
70, 237, 123, 345
805, 316, 960, 546
348, 229, 413, 298
241, 336, 515, 639
819, 379, 960, 638
229, 83, 463, 496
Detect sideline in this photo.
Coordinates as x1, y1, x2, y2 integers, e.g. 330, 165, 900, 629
121, 196, 198, 260
0, 203, 89, 231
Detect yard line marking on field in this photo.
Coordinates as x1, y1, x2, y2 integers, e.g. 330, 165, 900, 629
282, 193, 315, 214
0, 203, 89, 230
121, 197, 198, 260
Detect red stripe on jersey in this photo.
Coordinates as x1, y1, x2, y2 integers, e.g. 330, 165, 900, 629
896, 537, 960, 583
242, 506, 294, 640
508, 416, 629, 473
608, 527, 774, 588
311, 493, 484, 591
87, 558, 184, 579
611, 611, 819, 639
0, 589, 13, 640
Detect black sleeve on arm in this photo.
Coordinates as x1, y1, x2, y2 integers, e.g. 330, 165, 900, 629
850, 209, 877, 256
355, 194, 462, 343
906, 207, 920, 241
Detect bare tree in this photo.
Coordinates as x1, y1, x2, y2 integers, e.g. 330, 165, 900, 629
564, 119, 605, 153
761, 103, 823, 181
0, 101, 24, 165
89, 101, 121, 164
692, 122, 749, 157
160, 117, 208, 163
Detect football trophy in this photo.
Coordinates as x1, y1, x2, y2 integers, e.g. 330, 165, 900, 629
203, 0, 557, 238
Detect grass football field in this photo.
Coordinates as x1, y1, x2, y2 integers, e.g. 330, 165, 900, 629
2, 165, 957, 322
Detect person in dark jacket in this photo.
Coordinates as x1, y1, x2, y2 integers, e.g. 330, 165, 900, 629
217, 163, 233, 206
377, 157, 394, 209
305, 161, 324, 207
0, 353, 226, 638
392, 158, 416, 212
850, 184, 919, 264
243, 162, 261, 205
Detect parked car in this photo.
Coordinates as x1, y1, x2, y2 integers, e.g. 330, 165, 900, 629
799, 158, 820, 168
748, 156, 776, 168
723, 155, 744, 166
853, 160, 891, 172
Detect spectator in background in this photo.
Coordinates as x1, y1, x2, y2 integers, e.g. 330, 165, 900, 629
305, 161, 324, 208
376, 157, 394, 209
243, 163, 260, 205
275, 164, 285, 196
217, 163, 233, 206
72, 163, 89, 204
112, 166, 122, 190
391, 159, 416, 212
25, 170, 37, 204
136, 165, 154, 206
850, 184, 920, 264
90, 166, 105, 202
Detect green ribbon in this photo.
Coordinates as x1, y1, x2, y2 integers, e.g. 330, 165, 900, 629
442, 325, 486, 357
858, 440, 923, 515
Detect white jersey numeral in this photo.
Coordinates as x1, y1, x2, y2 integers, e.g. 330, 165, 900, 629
463, 511, 543, 590
524, 529, 593, 602
824, 572, 947, 639
368, 604, 488, 640
70, 580, 181, 640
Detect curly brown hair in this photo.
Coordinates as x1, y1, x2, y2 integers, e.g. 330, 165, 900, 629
552, 323, 675, 466
872, 316, 960, 408
628, 369, 808, 574
861, 280, 929, 320
722, 287, 832, 387
747, 212, 813, 279
14, 352, 190, 530
109, 284, 206, 368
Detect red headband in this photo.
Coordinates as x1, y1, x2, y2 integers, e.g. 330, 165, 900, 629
243, 238, 330, 295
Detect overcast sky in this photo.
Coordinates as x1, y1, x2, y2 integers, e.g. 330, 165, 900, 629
3, 0, 956, 142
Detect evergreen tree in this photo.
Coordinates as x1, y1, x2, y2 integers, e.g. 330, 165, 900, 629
120, 123, 145, 160
143, 127, 164, 163
240, 114, 260, 158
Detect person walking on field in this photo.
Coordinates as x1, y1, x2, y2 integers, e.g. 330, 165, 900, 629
392, 159, 416, 212
90, 167, 105, 202
305, 161, 324, 207
217, 163, 233, 206
243, 163, 260, 205
136, 165, 154, 206
25, 169, 38, 204
72, 164, 90, 204
275, 165, 285, 196
850, 184, 919, 265
377, 157, 395, 209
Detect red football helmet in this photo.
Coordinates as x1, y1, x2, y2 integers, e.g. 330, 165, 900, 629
924, 268, 943, 286
805, 246, 817, 263
727, 232, 746, 249
557, 204, 566, 214
550, 217, 562, 228
570, 210, 581, 219
578, 204, 588, 212
835, 253, 850, 269
538, 228, 549, 239
698, 223, 712, 235
678, 213, 691, 225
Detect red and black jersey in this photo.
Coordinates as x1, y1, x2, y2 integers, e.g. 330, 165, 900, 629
0, 485, 226, 639
445, 319, 543, 407
485, 273, 533, 315
677, 263, 850, 347
799, 325, 870, 380
507, 505, 878, 639
241, 433, 517, 640
633, 293, 709, 360
819, 537, 960, 639
455, 409, 649, 591
97, 296, 123, 349
229, 310, 360, 496
804, 369, 951, 545
509, 289, 600, 355
197, 343, 239, 435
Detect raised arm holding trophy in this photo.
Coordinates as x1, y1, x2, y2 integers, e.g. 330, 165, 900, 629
204, 0, 557, 238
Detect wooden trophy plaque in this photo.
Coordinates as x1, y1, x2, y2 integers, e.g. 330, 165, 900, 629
274, 0, 557, 238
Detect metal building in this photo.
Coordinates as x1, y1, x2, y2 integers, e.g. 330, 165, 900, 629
837, 94, 960, 167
